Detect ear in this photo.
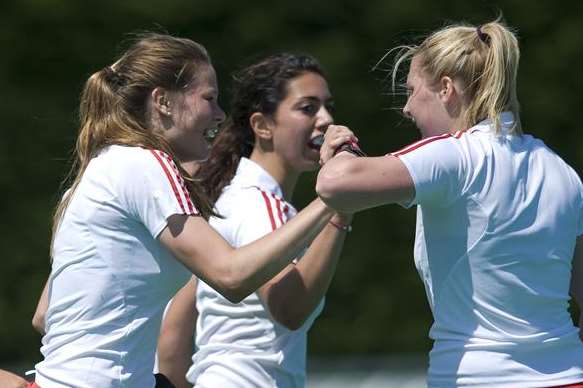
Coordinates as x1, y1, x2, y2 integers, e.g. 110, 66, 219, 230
438, 76, 456, 103
249, 112, 274, 141
151, 87, 172, 117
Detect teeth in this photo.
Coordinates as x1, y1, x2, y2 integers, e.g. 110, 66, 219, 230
204, 128, 219, 142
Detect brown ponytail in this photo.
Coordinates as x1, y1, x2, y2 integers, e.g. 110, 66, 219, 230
52, 33, 216, 254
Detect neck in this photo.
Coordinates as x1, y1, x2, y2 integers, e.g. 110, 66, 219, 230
249, 149, 299, 201
180, 160, 201, 177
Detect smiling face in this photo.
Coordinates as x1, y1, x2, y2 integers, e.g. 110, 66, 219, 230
403, 56, 453, 139
164, 65, 225, 161
270, 71, 334, 173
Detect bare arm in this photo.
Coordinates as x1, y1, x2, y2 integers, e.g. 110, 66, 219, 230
315, 125, 415, 213
0, 369, 28, 388
571, 235, 583, 341
157, 277, 198, 388
32, 279, 49, 335
316, 153, 415, 213
259, 213, 352, 330
159, 198, 334, 303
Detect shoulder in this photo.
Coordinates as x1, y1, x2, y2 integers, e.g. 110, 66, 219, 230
101, 146, 182, 183
391, 130, 467, 157
217, 185, 288, 219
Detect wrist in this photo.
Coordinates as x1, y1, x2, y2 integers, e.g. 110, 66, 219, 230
331, 212, 353, 225
333, 140, 366, 157
328, 219, 352, 233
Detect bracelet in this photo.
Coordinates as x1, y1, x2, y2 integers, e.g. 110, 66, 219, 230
333, 140, 366, 157
329, 219, 352, 232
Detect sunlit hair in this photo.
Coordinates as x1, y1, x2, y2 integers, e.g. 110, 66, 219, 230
52, 33, 216, 253
389, 18, 521, 134
197, 53, 325, 203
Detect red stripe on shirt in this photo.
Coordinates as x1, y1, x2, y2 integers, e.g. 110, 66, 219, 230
149, 150, 187, 214
390, 129, 468, 157
161, 152, 197, 214
259, 190, 277, 231
391, 133, 452, 156
273, 196, 285, 225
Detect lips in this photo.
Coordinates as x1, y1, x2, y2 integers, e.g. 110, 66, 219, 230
308, 134, 324, 150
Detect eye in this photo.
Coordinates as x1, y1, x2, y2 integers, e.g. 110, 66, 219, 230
299, 103, 318, 115
325, 102, 335, 114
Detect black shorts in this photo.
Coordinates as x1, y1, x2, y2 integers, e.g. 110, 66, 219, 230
154, 373, 176, 388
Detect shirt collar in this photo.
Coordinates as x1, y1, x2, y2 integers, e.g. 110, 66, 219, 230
231, 157, 284, 198
470, 111, 516, 134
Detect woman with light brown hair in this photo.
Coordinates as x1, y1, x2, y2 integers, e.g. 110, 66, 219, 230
317, 18, 583, 387
30, 33, 341, 388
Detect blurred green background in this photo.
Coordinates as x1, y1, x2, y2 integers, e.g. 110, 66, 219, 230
1, 0, 582, 365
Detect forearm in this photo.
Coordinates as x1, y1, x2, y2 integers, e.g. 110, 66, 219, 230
157, 279, 197, 388
316, 154, 415, 213
262, 213, 351, 330
227, 198, 335, 302
161, 199, 335, 304
0, 369, 28, 388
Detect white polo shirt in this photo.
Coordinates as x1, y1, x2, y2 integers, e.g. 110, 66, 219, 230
35, 145, 194, 388
187, 157, 323, 388
393, 113, 583, 387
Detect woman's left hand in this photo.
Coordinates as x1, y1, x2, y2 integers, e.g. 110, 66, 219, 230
319, 125, 358, 165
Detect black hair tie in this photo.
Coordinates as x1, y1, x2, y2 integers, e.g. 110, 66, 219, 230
103, 66, 126, 88
477, 25, 491, 46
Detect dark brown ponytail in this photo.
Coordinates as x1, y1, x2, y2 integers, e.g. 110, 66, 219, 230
197, 53, 324, 203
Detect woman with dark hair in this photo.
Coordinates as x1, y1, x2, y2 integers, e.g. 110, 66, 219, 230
157, 53, 352, 388
31, 35, 342, 388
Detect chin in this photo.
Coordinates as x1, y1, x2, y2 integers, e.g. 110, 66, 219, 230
302, 159, 320, 172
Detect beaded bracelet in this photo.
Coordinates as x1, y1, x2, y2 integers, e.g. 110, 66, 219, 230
329, 219, 352, 232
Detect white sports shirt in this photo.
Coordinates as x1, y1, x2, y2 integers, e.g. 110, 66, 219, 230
35, 145, 194, 388
393, 113, 583, 387
187, 157, 323, 388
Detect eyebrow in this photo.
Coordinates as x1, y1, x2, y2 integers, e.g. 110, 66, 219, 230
297, 96, 334, 103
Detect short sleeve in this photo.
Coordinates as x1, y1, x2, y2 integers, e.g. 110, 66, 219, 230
393, 135, 468, 208
234, 188, 294, 247
117, 149, 198, 238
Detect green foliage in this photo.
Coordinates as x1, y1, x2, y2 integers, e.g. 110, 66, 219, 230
1, 0, 582, 364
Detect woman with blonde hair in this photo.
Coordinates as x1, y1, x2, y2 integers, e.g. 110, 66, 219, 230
31, 34, 341, 388
317, 19, 583, 387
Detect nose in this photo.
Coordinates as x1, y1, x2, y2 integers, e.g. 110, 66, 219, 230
316, 106, 333, 132
402, 101, 411, 119
214, 104, 226, 125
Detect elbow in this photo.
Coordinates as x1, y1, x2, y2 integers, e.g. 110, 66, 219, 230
214, 274, 249, 304
267, 297, 307, 331
277, 314, 305, 331
32, 313, 46, 335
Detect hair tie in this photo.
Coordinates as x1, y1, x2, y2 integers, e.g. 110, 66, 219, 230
476, 25, 491, 46
103, 66, 126, 88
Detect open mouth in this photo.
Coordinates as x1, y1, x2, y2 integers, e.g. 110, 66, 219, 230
308, 134, 324, 150
203, 128, 219, 143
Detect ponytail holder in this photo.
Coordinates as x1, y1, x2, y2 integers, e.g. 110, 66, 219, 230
103, 66, 126, 88
476, 25, 491, 46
